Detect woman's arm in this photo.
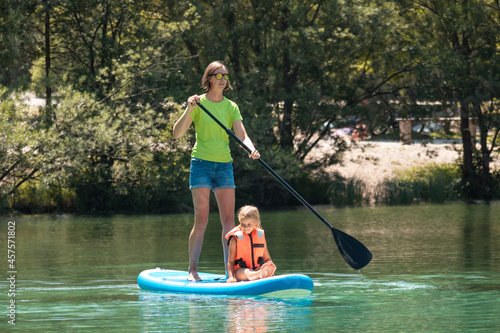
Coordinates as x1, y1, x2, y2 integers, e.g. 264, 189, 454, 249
172, 95, 199, 138
232, 120, 260, 159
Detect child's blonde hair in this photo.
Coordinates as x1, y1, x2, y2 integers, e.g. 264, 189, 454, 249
237, 205, 262, 229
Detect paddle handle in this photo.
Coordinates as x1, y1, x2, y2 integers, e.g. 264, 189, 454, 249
196, 102, 334, 231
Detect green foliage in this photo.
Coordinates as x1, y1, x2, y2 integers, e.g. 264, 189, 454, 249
232, 144, 302, 208
9, 182, 75, 214
0, 87, 47, 210
329, 173, 368, 207
1, 86, 194, 214
396, 0, 500, 201
0, 1, 32, 89
44, 88, 188, 213
374, 163, 462, 205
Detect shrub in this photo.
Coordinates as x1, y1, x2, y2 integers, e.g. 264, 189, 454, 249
374, 163, 462, 205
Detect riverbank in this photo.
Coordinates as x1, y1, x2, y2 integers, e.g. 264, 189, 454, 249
309, 138, 499, 189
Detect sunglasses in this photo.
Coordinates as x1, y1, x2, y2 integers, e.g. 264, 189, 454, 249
210, 73, 229, 80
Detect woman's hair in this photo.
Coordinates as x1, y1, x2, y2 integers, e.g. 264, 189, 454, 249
201, 61, 233, 92
237, 205, 262, 229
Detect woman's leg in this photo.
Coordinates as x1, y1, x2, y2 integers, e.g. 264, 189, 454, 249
214, 188, 236, 275
188, 187, 211, 281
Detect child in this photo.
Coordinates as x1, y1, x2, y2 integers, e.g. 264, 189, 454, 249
225, 205, 276, 283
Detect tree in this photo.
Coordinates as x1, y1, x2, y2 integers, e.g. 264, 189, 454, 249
0, 1, 36, 89
41, 88, 181, 212
397, 0, 500, 201
175, 1, 418, 160
0, 89, 45, 208
4, 0, 197, 212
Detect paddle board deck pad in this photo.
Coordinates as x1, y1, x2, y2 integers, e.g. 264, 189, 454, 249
137, 269, 314, 297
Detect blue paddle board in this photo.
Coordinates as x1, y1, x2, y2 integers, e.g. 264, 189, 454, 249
137, 268, 314, 297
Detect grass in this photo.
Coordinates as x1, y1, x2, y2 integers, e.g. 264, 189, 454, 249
373, 163, 462, 205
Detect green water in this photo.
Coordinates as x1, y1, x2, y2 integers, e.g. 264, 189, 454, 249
1, 203, 500, 332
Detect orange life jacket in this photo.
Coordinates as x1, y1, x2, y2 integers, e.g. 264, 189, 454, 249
225, 226, 266, 270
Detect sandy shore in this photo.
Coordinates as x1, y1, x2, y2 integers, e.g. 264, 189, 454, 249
307, 138, 499, 188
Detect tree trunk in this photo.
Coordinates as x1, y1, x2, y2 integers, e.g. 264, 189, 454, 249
279, 100, 294, 147
43, 0, 52, 122
460, 101, 479, 200
477, 111, 492, 202
277, 5, 295, 148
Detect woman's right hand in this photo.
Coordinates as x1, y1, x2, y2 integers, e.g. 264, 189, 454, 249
226, 277, 237, 283
173, 95, 199, 138
187, 95, 201, 110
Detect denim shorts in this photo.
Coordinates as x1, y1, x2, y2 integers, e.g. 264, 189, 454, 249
189, 158, 235, 190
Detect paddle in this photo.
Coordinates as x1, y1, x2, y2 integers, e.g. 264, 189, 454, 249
197, 102, 372, 270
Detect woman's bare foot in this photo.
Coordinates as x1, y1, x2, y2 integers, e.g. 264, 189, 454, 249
188, 271, 202, 281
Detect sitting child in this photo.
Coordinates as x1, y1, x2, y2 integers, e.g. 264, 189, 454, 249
225, 205, 276, 283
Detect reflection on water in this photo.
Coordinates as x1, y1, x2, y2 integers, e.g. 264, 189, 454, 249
1, 202, 499, 331
461, 204, 496, 271
138, 293, 313, 332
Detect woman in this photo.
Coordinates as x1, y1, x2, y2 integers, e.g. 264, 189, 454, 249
173, 61, 260, 281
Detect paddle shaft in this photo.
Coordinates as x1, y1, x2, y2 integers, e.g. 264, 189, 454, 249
196, 102, 372, 269
196, 102, 335, 231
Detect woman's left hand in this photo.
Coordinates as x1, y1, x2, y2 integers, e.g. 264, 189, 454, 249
249, 150, 260, 160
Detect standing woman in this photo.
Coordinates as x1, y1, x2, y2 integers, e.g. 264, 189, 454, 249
173, 61, 260, 281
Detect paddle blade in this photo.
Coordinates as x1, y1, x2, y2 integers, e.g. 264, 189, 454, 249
331, 228, 372, 270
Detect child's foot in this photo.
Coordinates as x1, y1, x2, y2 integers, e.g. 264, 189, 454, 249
265, 261, 277, 277
259, 261, 277, 279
